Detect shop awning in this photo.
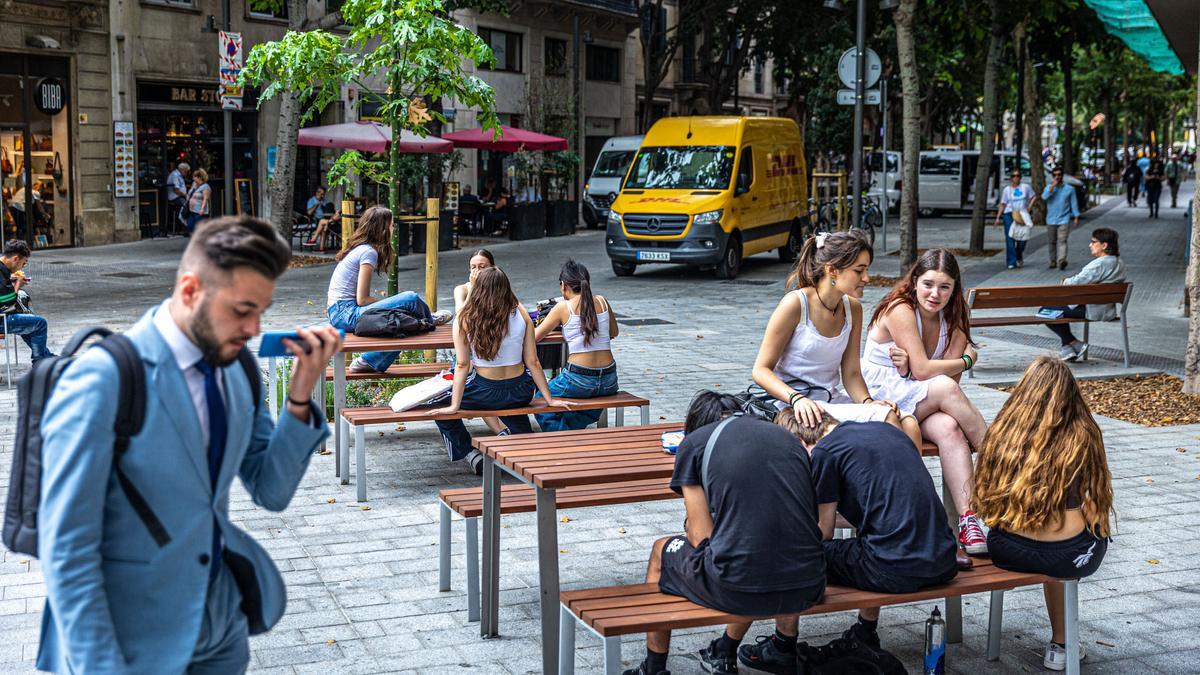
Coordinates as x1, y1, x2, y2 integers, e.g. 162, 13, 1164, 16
442, 125, 569, 152
296, 121, 453, 154
1082, 0, 1185, 75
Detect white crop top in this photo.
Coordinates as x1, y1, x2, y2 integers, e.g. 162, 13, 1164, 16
469, 308, 526, 367
562, 297, 612, 353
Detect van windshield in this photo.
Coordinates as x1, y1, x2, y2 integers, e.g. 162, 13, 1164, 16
624, 146, 735, 190
592, 151, 636, 178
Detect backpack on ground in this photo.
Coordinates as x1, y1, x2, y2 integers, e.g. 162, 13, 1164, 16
3, 326, 261, 558
353, 306, 435, 338
797, 637, 907, 674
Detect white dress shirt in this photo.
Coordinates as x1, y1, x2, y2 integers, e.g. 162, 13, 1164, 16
153, 301, 225, 448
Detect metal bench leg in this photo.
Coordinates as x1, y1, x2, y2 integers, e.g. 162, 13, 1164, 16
603, 636, 622, 675
481, 456, 501, 638
1120, 314, 1131, 368
987, 589, 1004, 661
615, 406, 625, 427
339, 419, 350, 485
597, 410, 608, 428
355, 425, 367, 502
438, 502, 452, 592
316, 367, 327, 453
945, 595, 963, 644
1064, 580, 1080, 675
537, 487, 562, 674
558, 604, 576, 675
1081, 323, 1090, 362
640, 404, 649, 425
466, 516, 480, 623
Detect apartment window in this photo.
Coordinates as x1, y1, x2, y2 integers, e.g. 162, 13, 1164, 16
681, 32, 696, 82
142, 0, 195, 7
545, 38, 568, 77
753, 61, 764, 95
775, 76, 789, 97
248, 2, 288, 20
479, 28, 523, 73
586, 45, 620, 83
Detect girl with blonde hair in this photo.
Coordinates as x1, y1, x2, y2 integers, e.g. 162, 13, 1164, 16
972, 356, 1113, 671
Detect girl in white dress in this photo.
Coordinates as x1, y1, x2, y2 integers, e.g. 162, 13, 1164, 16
862, 248, 990, 553
753, 230, 903, 431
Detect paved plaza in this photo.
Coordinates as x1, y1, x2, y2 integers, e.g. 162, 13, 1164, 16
1, 188, 1198, 674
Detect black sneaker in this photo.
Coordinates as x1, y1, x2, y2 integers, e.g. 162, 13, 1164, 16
842, 620, 881, 650
467, 450, 485, 476
622, 659, 670, 675
737, 635, 796, 675
699, 637, 739, 674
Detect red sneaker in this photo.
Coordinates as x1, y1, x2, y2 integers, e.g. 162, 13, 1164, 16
959, 511, 988, 554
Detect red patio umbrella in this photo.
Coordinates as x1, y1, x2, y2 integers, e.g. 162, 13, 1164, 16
442, 124, 569, 152
296, 120, 453, 154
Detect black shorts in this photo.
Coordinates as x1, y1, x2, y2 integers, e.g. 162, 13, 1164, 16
658, 535, 824, 617
823, 538, 957, 594
988, 528, 1108, 579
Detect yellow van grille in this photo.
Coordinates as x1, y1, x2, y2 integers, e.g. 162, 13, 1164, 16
624, 213, 689, 236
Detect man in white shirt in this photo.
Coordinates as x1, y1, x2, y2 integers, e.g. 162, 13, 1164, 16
993, 169, 1038, 269
166, 162, 191, 235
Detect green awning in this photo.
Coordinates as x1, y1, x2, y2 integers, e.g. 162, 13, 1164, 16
1082, 0, 1185, 75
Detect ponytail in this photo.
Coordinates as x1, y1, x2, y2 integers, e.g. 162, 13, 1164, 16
785, 229, 873, 289
560, 259, 598, 345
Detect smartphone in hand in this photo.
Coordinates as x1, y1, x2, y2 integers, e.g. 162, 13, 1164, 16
258, 328, 345, 358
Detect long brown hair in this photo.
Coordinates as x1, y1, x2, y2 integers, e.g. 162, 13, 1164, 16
786, 230, 873, 289
971, 357, 1113, 537
337, 205, 393, 274
869, 248, 973, 346
459, 267, 519, 361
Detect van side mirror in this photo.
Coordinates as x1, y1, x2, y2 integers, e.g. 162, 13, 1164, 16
736, 173, 750, 194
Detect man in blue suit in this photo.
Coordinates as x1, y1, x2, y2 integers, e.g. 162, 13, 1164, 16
36, 216, 343, 674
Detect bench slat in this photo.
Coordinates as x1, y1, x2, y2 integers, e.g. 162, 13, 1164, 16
971, 316, 1082, 327
968, 282, 1128, 310
342, 391, 649, 425
324, 362, 449, 381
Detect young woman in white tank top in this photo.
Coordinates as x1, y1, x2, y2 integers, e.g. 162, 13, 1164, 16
863, 248, 991, 553
753, 231, 903, 429
533, 260, 620, 432
430, 267, 569, 473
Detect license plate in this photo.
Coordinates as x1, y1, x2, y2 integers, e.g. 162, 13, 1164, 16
636, 250, 671, 262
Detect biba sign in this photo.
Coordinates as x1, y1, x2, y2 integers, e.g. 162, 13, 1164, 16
35, 78, 65, 115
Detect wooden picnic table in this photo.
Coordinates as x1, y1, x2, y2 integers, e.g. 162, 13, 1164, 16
474, 423, 679, 675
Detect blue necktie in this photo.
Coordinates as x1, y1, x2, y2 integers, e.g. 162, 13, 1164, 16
195, 360, 227, 579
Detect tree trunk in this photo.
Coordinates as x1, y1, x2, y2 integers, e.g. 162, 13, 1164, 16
1183, 32, 1200, 394
1061, 39, 1074, 175
895, 0, 919, 267
1022, 35, 1046, 228
387, 73, 403, 296
969, 0, 1006, 253
268, 91, 302, 239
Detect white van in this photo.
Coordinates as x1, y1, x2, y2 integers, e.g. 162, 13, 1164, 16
917, 149, 1084, 215
582, 135, 642, 228
866, 150, 901, 210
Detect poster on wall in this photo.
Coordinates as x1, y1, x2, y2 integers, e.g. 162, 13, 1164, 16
219, 31, 243, 111
113, 121, 135, 198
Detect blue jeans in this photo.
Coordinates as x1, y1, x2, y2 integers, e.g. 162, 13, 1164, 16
326, 292, 433, 372
186, 212, 205, 235
1002, 213, 1026, 267
434, 370, 535, 460
534, 362, 619, 432
4, 312, 53, 360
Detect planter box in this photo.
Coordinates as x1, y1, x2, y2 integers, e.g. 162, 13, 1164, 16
545, 200, 578, 237
508, 204, 545, 241
410, 213, 456, 253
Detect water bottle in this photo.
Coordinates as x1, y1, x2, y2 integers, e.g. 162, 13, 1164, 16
923, 606, 946, 675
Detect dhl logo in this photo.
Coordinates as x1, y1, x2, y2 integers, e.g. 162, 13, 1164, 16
633, 197, 687, 203
767, 154, 802, 177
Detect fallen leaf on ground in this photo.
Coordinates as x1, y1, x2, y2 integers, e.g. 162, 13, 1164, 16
560, 548, 568, 553
618, 528, 626, 534
990, 374, 1200, 427
326, 639, 337, 645
326, 498, 336, 504
360, 506, 371, 511
560, 516, 571, 523
1147, 559, 1159, 564
1177, 448, 1187, 453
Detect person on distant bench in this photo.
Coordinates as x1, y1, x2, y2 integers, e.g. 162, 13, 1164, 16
972, 357, 1112, 672
430, 267, 570, 474
1039, 227, 1125, 362
622, 391, 825, 675
745, 411, 956, 670
325, 206, 450, 374
305, 186, 342, 251
862, 248, 991, 554
533, 260, 620, 431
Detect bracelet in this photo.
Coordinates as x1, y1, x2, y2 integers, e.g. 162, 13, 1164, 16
788, 391, 805, 406
860, 397, 874, 405
961, 354, 974, 371
900, 367, 912, 380
287, 395, 311, 407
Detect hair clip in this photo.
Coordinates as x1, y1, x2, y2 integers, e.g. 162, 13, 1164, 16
815, 232, 830, 249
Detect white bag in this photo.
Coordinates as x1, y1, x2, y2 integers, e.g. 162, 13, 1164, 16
388, 371, 454, 412
1009, 209, 1032, 241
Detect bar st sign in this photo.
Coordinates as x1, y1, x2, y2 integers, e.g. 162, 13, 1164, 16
219, 31, 243, 111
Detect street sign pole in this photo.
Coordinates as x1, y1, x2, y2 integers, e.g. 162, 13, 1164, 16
881, 77, 888, 250
851, 0, 867, 232
222, 0, 233, 216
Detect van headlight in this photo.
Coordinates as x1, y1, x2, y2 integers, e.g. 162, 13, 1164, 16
607, 211, 622, 226
693, 209, 722, 225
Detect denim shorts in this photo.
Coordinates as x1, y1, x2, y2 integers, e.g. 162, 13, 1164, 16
534, 362, 619, 432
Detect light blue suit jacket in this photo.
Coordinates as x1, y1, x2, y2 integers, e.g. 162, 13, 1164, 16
35, 308, 328, 674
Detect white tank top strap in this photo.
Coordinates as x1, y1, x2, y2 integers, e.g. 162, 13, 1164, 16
471, 308, 526, 367
772, 288, 851, 396
563, 298, 613, 354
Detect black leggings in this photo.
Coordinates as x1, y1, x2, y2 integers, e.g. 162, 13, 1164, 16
1041, 305, 1088, 345
988, 527, 1107, 579
1126, 183, 1138, 205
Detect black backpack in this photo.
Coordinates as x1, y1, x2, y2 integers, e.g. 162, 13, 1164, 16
353, 306, 435, 338
3, 326, 261, 558
798, 637, 907, 674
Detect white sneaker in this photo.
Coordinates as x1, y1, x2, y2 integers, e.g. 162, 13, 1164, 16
1058, 345, 1078, 362
1043, 641, 1086, 671
1074, 342, 1089, 360
431, 309, 453, 325
349, 357, 377, 373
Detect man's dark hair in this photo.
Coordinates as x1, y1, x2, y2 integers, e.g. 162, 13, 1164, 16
1051, 165, 1064, 175
774, 409, 838, 447
1092, 227, 1119, 256
3, 239, 31, 259
684, 390, 743, 433
181, 215, 291, 283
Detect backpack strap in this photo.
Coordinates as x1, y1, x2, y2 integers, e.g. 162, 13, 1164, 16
236, 347, 262, 412
95, 335, 170, 548
700, 414, 741, 509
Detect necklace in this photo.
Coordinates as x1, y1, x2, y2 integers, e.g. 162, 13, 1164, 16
815, 287, 842, 314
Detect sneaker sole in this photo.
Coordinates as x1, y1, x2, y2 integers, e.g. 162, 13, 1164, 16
1059, 352, 1078, 362
1075, 345, 1089, 360
962, 541, 989, 555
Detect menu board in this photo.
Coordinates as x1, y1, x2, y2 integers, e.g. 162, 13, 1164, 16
113, 121, 135, 198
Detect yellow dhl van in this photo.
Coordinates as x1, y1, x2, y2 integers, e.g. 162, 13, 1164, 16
606, 116, 808, 279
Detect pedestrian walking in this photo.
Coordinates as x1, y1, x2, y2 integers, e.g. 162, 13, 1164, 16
1144, 159, 1164, 218
1122, 161, 1142, 207
185, 168, 211, 236
165, 162, 190, 235
995, 170, 1036, 269
35, 216, 342, 674
1165, 153, 1184, 208
1041, 166, 1079, 269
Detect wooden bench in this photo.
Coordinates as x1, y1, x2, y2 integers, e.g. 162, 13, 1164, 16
559, 560, 1082, 675
339, 391, 651, 501
437, 440, 940, 623
324, 361, 449, 381
967, 282, 1132, 375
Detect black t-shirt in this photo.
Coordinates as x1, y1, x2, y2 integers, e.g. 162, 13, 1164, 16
811, 422, 957, 577
0, 261, 16, 312
670, 415, 825, 592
